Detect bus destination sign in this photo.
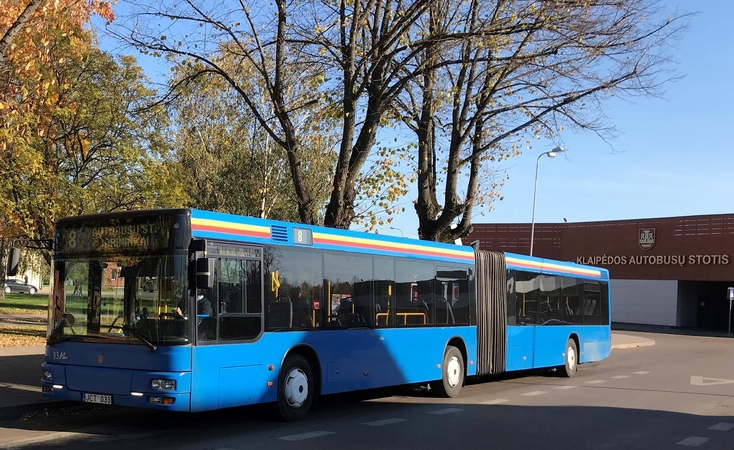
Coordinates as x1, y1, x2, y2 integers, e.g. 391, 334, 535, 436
57, 218, 174, 256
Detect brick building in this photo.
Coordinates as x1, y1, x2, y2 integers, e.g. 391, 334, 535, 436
466, 214, 734, 330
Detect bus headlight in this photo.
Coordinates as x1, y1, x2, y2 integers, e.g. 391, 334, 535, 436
150, 379, 176, 390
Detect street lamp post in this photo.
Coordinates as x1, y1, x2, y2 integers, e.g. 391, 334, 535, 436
529, 147, 564, 256
389, 227, 405, 238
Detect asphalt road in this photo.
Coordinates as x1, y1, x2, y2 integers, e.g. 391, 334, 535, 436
2, 331, 734, 450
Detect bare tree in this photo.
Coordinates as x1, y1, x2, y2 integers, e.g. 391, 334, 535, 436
400, 0, 688, 242
113, 0, 329, 224
112, 0, 475, 228
112, 0, 687, 237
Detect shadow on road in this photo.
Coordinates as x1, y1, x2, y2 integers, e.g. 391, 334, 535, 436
1, 396, 732, 450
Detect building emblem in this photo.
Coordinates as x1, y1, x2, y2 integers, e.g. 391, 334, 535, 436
638, 228, 656, 251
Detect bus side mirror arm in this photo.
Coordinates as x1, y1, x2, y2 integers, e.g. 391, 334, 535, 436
196, 258, 214, 289
6, 238, 54, 277
6, 248, 20, 277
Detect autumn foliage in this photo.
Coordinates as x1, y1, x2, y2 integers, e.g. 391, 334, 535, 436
1, 1, 182, 266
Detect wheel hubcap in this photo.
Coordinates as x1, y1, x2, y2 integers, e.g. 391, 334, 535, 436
284, 367, 309, 408
446, 356, 461, 387
567, 346, 576, 370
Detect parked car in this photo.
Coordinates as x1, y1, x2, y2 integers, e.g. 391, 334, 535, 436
3, 280, 38, 294
142, 279, 157, 292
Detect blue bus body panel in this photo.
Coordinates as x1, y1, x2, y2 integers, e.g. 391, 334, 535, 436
190, 327, 477, 412
506, 326, 535, 370
41, 342, 193, 411
532, 325, 611, 368
576, 325, 612, 363
505, 325, 611, 372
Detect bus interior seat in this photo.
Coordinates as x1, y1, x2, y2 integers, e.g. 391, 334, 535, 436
291, 297, 312, 328
337, 299, 365, 326
197, 317, 216, 340
268, 300, 293, 328
436, 297, 455, 324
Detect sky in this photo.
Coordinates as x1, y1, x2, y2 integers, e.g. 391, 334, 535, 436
382, 0, 734, 238
98, 1, 733, 239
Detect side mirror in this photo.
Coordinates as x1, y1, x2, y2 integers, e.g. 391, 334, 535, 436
196, 257, 214, 289
6, 248, 20, 277
189, 239, 207, 254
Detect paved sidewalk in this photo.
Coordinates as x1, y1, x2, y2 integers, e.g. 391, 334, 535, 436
0, 332, 656, 422
611, 333, 655, 349
0, 345, 57, 421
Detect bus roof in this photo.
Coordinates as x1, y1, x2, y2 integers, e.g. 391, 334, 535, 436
52, 209, 607, 279
191, 209, 475, 265
504, 251, 609, 280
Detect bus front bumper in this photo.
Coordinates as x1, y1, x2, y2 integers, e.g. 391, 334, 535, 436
41, 362, 191, 412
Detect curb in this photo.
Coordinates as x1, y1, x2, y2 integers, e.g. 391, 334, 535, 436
612, 340, 656, 350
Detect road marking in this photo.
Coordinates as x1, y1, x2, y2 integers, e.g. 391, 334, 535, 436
363, 418, 407, 427
611, 375, 629, 379
690, 376, 734, 386
676, 436, 709, 447
427, 408, 463, 415
553, 386, 577, 390
585, 380, 607, 384
521, 391, 547, 396
480, 398, 509, 405
633, 371, 650, 375
709, 422, 734, 431
279, 431, 335, 441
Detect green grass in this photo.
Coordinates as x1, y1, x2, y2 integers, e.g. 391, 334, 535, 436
0, 293, 49, 314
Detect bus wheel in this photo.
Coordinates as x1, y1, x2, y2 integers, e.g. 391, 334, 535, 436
277, 354, 314, 421
432, 345, 464, 398
561, 338, 578, 378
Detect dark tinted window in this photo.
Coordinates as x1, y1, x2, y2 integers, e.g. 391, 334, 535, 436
506, 270, 517, 325
374, 257, 395, 327
216, 258, 262, 340
515, 271, 540, 325
509, 272, 610, 327
395, 259, 434, 327
324, 253, 373, 328
435, 265, 470, 325
263, 246, 323, 330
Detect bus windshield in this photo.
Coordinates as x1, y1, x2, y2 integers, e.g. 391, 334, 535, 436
50, 254, 189, 346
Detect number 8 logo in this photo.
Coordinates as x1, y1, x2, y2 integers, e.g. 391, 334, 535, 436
67, 231, 77, 249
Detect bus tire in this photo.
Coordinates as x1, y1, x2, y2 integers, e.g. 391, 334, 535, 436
432, 345, 464, 398
276, 354, 314, 421
561, 338, 578, 378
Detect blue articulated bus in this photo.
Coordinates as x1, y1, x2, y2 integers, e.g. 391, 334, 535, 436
38, 208, 611, 420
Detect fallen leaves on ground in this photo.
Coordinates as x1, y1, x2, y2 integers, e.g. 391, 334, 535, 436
0, 308, 47, 315
0, 325, 46, 347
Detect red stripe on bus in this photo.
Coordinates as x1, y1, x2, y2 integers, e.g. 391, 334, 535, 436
314, 236, 474, 261
193, 224, 271, 239
507, 259, 602, 278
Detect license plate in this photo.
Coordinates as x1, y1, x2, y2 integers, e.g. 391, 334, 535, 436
83, 393, 112, 405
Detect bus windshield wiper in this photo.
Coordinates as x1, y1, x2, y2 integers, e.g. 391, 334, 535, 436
123, 325, 158, 352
